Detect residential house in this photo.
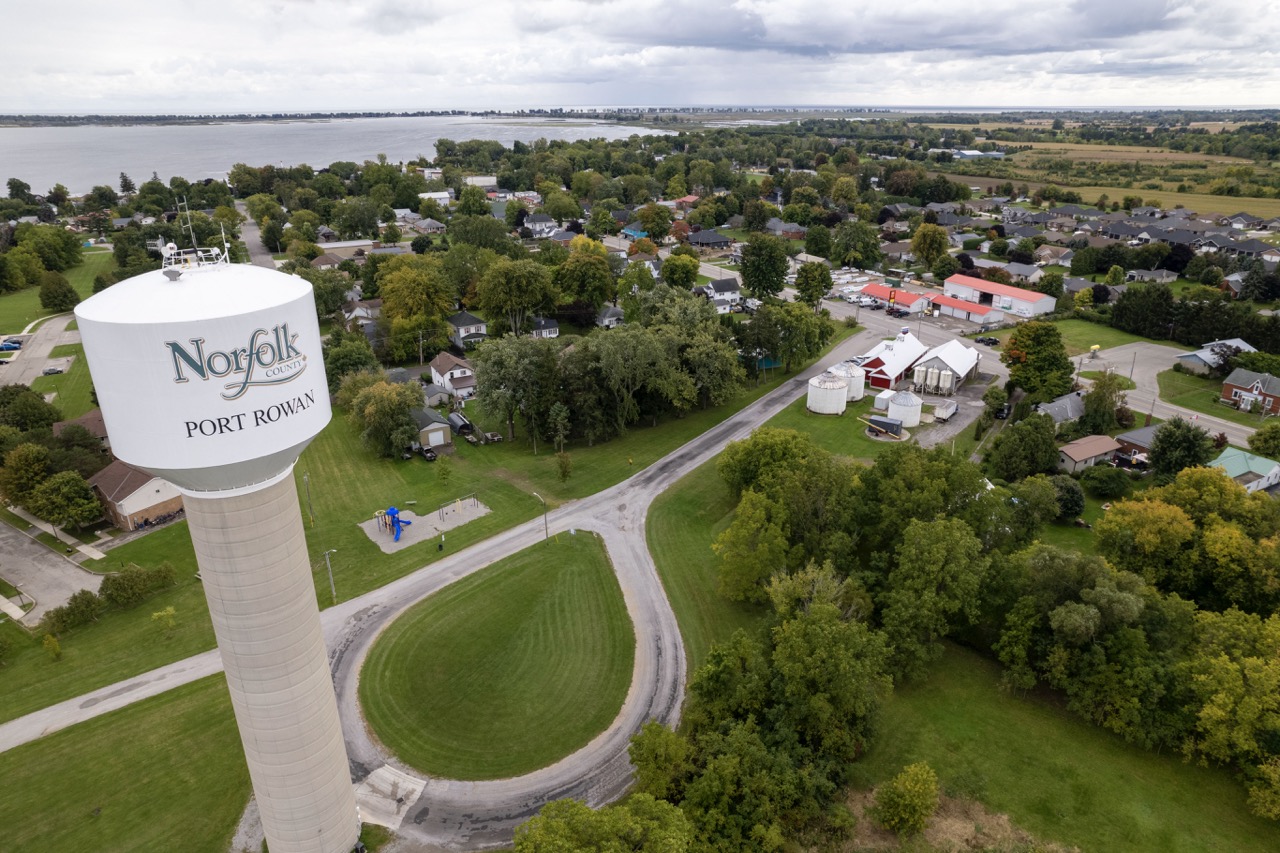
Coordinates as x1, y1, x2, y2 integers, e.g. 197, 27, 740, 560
880, 241, 914, 262
1035, 391, 1085, 426
1004, 262, 1044, 286
621, 222, 649, 241
416, 217, 446, 234
597, 305, 625, 329
1033, 244, 1072, 266
943, 274, 1056, 317
711, 298, 733, 315
674, 194, 700, 211
429, 352, 477, 400
1126, 269, 1177, 284
392, 208, 421, 224
765, 217, 807, 239
446, 311, 488, 349
529, 316, 560, 339
411, 407, 453, 448
312, 252, 345, 270
1220, 212, 1264, 230
524, 213, 557, 238
547, 229, 577, 246
1058, 435, 1120, 474
1175, 338, 1256, 375
687, 230, 732, 251
52, 408, 110, 451
88, 460, 184, 531
701, 279, 741, 305
1210, 447, 1280, 493
858, 331, 927, 390
417, 190, 453, 207
342, 298, 382, 328
1116, 424, 1160, 458
1221, 367, 1280, 414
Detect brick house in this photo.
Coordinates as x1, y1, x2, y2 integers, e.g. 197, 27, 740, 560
1221, 367, 1280, 414
88, 460, 184, 531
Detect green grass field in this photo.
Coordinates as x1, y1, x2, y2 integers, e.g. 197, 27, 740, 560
851, 644, 1280, 853
1157, 369, 1271, 428
647, 460, 767, 671
764, 396, 892, 462
0, 675, 250, 853
980, 319, 1180, 358
0, 250, 114, 335
1080, 369, 1136, 390
31, 342, 94, 418
359, 533, 634, 779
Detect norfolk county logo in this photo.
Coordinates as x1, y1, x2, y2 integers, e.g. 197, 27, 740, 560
165, 324, 307, 400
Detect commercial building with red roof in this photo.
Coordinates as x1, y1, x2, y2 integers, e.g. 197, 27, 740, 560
943, 274, 1055, 317
927, 293, 1005, 324
859, 282, 929, 313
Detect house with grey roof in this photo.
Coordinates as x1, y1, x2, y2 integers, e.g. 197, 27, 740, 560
1176, 338, 1256, 375
446, 311, 487, 349
1222, 367, 1280, 414
1034, 391, 1085, 426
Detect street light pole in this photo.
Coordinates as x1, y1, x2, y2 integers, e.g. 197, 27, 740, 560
323, 549, 337, 605
531, 492, 549, 541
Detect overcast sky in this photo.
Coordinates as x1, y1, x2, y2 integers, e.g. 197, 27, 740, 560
7, 0, 1278, 114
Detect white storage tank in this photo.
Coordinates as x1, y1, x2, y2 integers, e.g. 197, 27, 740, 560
873, 388, 896, 411
939, 370, 955, 393
913, 365, 928, 387
926, 367, 940, 391
887, 389, 923, 427
807, 372, 849, 415
828, 361, 866, 401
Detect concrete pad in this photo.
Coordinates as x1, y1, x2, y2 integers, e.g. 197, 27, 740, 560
357, 501, 492, 554
0, 594, 25, 620
355, 765, 427, 830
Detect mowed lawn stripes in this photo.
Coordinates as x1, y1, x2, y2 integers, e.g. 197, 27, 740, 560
359, 533, 634, 779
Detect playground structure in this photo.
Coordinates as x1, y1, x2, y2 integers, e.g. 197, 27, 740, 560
375, 507, 415, 542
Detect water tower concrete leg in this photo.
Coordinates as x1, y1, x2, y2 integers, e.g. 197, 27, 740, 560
184, 472, 358, 853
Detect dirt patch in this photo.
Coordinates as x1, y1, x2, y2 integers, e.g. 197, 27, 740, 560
842, 790, 1078, 853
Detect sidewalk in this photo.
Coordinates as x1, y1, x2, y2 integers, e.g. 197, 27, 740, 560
6, 507, 107, 560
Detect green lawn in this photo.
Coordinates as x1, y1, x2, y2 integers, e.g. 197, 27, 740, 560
764, 397, 891, 462
1080, 369, 1136, 390
850, 644, 1280, 853
977, 319, 1181, 357
0, 523, 215, 724
647, 460, 767, 672
31, 342, 94, 418
359, 533, 634, 779
0, 250, 115, 334
1157, 369, 1271, 428
0, 675, 250, 853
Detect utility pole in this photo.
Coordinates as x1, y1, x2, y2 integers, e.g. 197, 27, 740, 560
323, 549, 338, 605
418, 330, 425, 366
532, 492, 549, 541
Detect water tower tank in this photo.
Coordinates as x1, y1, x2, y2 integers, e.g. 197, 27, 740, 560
807, 372, 849, 415
75, 261, 357, 853
887, 389, 923, 427
926, 367, 940, 391
75, 263, 331, 492
940, 370, 955, 393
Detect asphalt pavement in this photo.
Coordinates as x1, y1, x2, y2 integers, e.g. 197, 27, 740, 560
2, 316, 80, 390
0, 520, 102, 627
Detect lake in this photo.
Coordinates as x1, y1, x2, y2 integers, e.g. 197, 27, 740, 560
0, 115, 660, 194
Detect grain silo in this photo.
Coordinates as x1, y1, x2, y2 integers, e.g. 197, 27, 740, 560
807, 372, 849, 415
887, 389, 923, 427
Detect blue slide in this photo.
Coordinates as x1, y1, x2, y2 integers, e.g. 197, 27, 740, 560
386, 506, 413, 542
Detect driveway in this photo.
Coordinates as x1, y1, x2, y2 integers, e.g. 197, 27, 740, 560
234, 201, 277, 269
0, 520, 102, 627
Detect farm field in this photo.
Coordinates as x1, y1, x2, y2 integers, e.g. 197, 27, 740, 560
359, 533, 634, 779
1008, 141, 1256, 164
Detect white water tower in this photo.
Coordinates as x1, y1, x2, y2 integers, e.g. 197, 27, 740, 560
75, 256, 358, 853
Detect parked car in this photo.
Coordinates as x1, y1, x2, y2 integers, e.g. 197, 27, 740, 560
3, 337, 23, 344
994, 402, 1012, 420
42, 366, 63, 375
868, 302, 884, 311
419, 447, 438, 462
975, 336, 1001, 346
0, 343, 22, 352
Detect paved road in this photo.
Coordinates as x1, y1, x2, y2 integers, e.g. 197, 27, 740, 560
235, 201, 277, 269
1083, 341, 1259, 445
3, 315, 81, 390
0, 520, 101, 627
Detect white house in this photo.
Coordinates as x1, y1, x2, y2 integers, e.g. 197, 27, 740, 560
418, 190, 453, 207
429, 352, 477, 400
943, 273, 1055, 318
524, 213, 557, 238
597, 305, 625, 329
446, 311, 488, 349
1210, 447, 1280, 493
530, 316, 560, 339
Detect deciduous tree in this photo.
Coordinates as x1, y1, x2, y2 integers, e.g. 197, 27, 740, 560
476, 257, 557, 334
740, 234, 789, 299
793, 261, 832, 311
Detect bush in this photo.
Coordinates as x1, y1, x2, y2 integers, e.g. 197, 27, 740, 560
874, 762, 939, 837
1080, 464, 1132, 499
41, 589, 102, 634
1050, 474, 1086, 520
99, 562, 177, 609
